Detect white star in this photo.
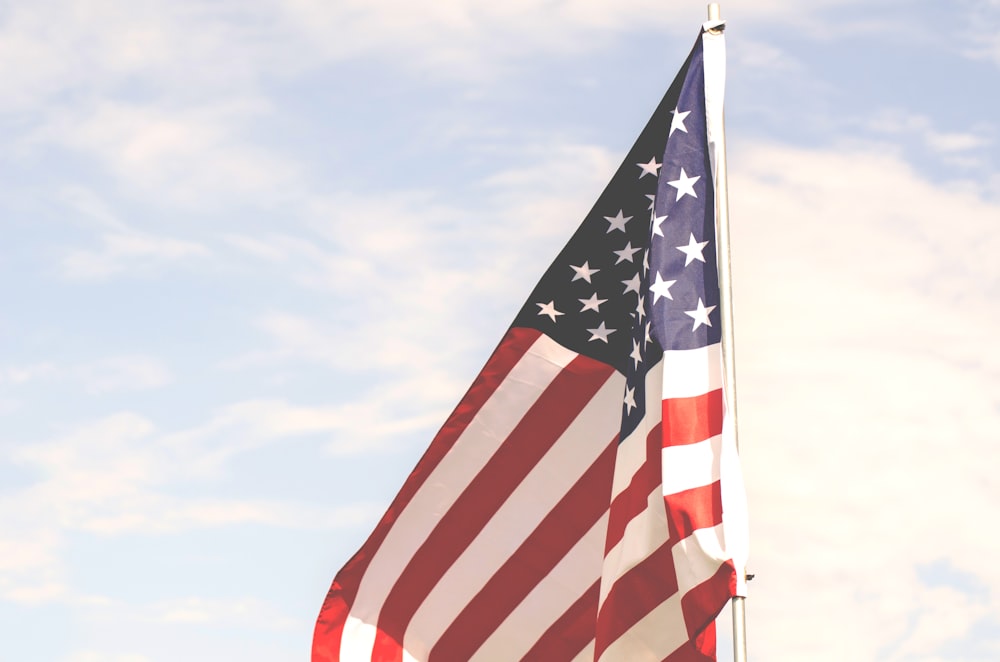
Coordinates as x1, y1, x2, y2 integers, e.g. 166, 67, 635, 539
570, 261, 600, 283
684, 298, 717, 330
645, 194, 656, 211
651, 213, 667, 237
676, 233, 709, 266
579, 292, 607, 312
587, 321, 615, 343
624, 386, 637, 413
630, 340, 643, 369
636, 157, 661, 178
667, 168, 700, 201
642, 249, 649, 274
670, 107, 691, 135
649, 272, 677, 303
604, 210, 632, 233
536, 300, 563, 322
644, 321, 652, 348
635, 294, 646, 323
622, 273, 641, 295
613, 241, 642, 265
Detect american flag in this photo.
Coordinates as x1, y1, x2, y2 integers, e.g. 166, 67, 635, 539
314, 24, 747, 662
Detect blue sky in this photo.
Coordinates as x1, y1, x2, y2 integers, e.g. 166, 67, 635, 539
1, 1, 998, 660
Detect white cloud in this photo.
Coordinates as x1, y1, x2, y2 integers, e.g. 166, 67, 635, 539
57, 185, 211, 280
6, 405, 384, 518
2, 355, 172, 394
34, 102, 301, 206
961, 0, 1000, 67
727, 138, 1000, 660
3, 362, 59, 384
54, 596, 301, 662
731, 39, 804, 72
142, 596, 296, 629
0, 401, 383, 612
268, 0, 875, 75
167, 396, 449, 461
61, 232, 209, 280
0, 0, 887, 114
864, 109, 993, 157
0, 530, 62, 588
0, 0, 269, 112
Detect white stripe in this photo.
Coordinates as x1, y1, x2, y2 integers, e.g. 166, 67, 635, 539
471, 513, 608, 662
339, 618, 379, 662
596, 591, 687, 662
661, 433, 722, 496
340, 334, 579, 660
402, 371, 624, 660
595, 497, 732, 661
671, 522, 728, 595
610, 361, 663, 500
599, 485, 668, 606
660, 343, 722, 399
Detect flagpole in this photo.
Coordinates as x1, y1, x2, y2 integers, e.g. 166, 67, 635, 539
705, 3, 748, 662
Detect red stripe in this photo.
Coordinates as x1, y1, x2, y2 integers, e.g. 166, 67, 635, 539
520, 580, 600, 662
311, 327, 541, 662
594, 541, 679, 660
430, 437, 618, 660
680, 561, 736, 641
663, 480, 723, 541
662, 563, 735, 662
372, 352, 616, 662
604, 422, 662, 554
663, 621, 716, 662
661, 388, 723, 447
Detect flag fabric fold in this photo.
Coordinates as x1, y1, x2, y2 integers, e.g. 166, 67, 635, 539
314, 23, 747, 662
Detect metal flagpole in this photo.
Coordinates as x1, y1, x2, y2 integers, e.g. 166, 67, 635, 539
705, 3, 748, 662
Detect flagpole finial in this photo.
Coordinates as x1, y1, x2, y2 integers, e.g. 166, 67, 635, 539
708, 3, 721, 20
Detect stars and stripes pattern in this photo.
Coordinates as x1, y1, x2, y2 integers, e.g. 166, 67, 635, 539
313, 25, 747, 662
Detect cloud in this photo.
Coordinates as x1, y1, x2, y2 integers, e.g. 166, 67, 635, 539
3, 362, 59, 384
0, 0, 914, 231
221, 310, 471, 454
961, 0, 1000, 67
147, 596, 298, 629
54, 596, 302, 662
0, 400, 382, 588
61, 232, 209, 280
864, 108, 993, 157
726, 138, 1000, 660
268, 0, 876, 76
1, 355, 172, 394
5, 405, 386, 526
0, 0, 887, 114
0, 0, 273, 113
167, 396, 449, 460
731, 39, 804, 73
33, 102, 302, 207
56, 186, 211, 280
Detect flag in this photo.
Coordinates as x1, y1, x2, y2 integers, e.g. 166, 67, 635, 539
314, 21, 747, 662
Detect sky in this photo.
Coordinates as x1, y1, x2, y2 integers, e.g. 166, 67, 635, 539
0, 0, 998, 661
